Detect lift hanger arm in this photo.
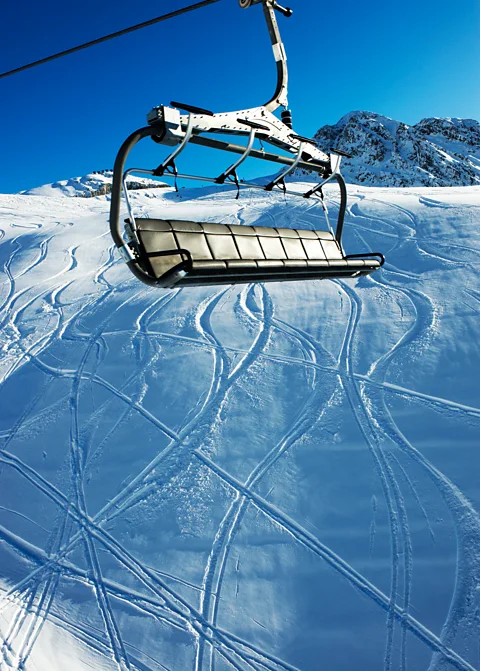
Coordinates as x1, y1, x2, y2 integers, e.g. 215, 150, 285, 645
240, 0, 291, 112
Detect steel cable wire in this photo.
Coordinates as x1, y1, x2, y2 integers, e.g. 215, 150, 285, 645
0, 0, 221, 79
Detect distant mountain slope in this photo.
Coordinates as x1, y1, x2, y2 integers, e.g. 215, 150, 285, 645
303, 112, 480, 187
21, 170, 168, 198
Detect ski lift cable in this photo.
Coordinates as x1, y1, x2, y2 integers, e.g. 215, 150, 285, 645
0, 0, 222, 80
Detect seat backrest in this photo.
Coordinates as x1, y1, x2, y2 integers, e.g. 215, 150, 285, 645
135, 218, 342, 279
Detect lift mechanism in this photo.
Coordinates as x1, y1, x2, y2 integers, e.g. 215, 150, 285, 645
109, 0, 384, 288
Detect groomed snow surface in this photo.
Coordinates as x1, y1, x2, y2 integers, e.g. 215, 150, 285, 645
0, 181, 479, 671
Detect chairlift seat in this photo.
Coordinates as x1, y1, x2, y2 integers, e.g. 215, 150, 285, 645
130, 218, 384, 287
109, 3, 386, 288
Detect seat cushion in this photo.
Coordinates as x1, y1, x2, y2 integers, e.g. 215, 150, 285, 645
133, 218, 381, 285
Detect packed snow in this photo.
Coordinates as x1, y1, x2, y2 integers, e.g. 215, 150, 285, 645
0, 178, 479, 671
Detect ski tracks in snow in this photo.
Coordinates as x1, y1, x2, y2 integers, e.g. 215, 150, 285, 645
0, 189, 479, 671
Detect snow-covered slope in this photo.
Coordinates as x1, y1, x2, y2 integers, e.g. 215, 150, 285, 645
0, 180, 480, 671
304, 112, 480, 187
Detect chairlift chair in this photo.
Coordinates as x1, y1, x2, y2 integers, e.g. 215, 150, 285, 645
109, 0, 385, 288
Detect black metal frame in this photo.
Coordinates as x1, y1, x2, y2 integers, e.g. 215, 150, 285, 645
109, 125, 350, 287
108, 0, 384, 287
345, 252, 385, 264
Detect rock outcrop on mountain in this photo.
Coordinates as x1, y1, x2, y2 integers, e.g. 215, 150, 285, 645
300, 112, 480, 187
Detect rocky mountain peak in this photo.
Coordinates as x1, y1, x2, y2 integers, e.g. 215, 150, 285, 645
300, 112, 480, 187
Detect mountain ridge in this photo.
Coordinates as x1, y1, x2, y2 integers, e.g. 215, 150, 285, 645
17, 113, 480, 194
301, 111, 480, 187
20, 171, 169, 198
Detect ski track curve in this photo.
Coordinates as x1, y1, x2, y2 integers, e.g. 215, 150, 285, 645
0, 446, 287, 671
1, 187, 479, 670
358, 268, 480, 671
352, 208, 480, 671
0, 281, 131, 668
194, 451, 478, 671
335, 278, 415, 671
0, 264, 121, 667
1, 280, 278, 670
196, 297, 329, 671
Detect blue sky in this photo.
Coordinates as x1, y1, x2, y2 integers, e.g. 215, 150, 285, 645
1, 0, 479, 193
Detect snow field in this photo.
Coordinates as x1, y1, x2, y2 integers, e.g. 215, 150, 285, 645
0, 182, 479, 671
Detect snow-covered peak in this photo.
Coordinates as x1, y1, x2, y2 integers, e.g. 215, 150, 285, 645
20, 170, 169, 198
304, 111, 480, 187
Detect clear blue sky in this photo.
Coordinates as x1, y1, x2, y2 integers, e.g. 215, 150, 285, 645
1, 0, 479, 193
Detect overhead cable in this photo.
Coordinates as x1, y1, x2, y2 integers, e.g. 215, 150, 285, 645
0, 0, 221, 80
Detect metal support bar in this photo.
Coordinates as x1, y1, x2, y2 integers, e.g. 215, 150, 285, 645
346, 252, 385, 266
118, 243, 135, 262
121, 167, 156, 233
333, 173, 347, 246
262, 2, 289, 111
239, 1, 289, 111
188, 134, 329, 174
170, 101, 214, 116
303, 154, 342, 199
216, 127, 256, 183
153, 113, 195, 176
110, 127, 155, 251
118, 167, 329, 202
265, 141, 304, 191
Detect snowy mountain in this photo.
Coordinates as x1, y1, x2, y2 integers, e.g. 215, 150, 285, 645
1, 178, 480, 671
303, 112, 480, 187
21, 170, 168, 198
